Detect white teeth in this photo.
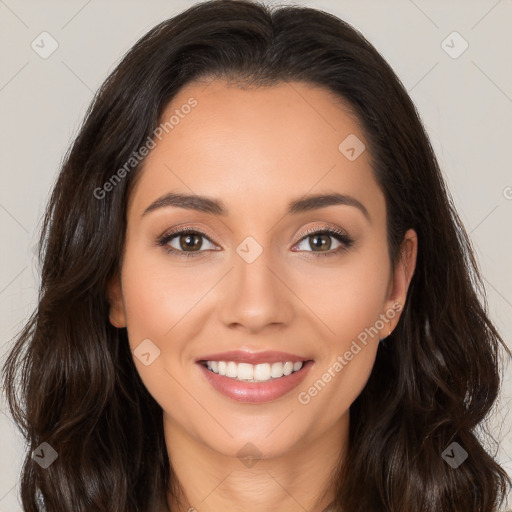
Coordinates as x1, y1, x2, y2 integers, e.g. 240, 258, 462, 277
226, 361, 237, 378
283, 362, 293, 375
271, 362, 284, 378
254, 363, 271, 381
237, 363, 254, 381
205, 360, 305, 382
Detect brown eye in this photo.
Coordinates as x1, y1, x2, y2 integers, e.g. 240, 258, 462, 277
307, 233, 333, 252
292, 227, 354, 257
178, 233, 203, 251
158, 229, 218, 257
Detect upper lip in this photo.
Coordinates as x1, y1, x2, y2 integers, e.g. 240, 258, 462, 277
195, 350, 312, 365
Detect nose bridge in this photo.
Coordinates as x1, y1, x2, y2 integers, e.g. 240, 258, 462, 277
218, 236, 293, 331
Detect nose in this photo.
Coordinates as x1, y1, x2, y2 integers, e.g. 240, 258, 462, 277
218, 248, 295, 334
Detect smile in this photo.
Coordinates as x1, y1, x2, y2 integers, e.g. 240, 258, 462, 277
197, 359, 314, 403
202, 360, 305, 382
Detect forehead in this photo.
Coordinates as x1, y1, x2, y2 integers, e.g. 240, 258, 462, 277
127, 79, 383, 222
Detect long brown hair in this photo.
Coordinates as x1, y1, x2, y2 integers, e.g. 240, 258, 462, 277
3, 1, 511, 510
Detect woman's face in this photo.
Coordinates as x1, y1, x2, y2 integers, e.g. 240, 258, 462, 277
108, 79, 416, 460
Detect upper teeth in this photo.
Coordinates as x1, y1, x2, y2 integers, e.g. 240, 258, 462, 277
205, 361, 304, 382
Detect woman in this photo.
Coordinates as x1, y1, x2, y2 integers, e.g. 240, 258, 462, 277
2, 0, 511, 510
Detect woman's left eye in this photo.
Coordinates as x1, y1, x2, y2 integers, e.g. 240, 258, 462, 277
292, 227, 354, 257
157, 226, 354, 258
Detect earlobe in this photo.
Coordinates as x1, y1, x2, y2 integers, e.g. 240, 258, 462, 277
106, 273, 127, 328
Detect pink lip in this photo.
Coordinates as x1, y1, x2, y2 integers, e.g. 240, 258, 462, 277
197, 360, 314, 403
196, 350, 311, 365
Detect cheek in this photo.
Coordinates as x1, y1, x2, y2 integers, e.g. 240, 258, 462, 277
295, 253, 389, 406
118, 250, 195, 408
301, 253, 391, 343
118, 245, 218, 398
120, 248, 204, 346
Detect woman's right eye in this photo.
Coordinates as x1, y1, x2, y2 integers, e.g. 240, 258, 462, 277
157, 229, 218, 258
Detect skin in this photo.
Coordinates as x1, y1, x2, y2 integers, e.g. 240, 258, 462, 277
107, 79, 417, 512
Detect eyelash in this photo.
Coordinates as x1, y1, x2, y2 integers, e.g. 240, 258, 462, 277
156, 226, 354, 259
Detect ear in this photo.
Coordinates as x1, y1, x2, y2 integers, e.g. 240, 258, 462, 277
380, 228, 418, 337
106, 273, 127, 328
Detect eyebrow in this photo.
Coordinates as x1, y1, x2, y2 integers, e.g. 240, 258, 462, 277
141, 191, 370, 221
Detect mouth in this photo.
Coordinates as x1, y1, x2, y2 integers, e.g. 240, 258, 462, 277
198, 359, 313, 383
196, 358, 315, 403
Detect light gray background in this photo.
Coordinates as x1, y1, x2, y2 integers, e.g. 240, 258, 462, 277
1, 0, 511, 510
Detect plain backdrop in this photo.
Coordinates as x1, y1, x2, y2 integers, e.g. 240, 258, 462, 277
1, 0, 511, 510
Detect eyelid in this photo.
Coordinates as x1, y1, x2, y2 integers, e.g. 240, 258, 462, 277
157, 225, 218, 252
294, 224, 350, 243
158, 224, 216, 244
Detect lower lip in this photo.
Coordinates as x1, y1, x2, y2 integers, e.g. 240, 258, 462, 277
197, 361, 314, 403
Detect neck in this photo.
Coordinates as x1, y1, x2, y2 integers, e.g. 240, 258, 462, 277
164, 411, 349, 512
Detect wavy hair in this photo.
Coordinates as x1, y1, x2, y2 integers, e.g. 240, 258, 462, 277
2, 0, 511, 510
